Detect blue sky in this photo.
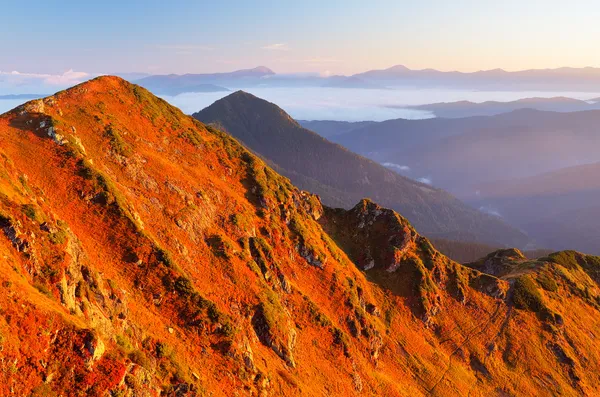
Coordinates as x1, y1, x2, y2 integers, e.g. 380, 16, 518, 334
2, 0, 600, 75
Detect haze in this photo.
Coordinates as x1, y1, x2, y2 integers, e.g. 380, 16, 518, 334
3, 0, 600, 76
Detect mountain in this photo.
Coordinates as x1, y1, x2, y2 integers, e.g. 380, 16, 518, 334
3, 76, 600, 395
297, 120, 376, 138
334, 109, 600, 193
407, 97, 600, 118
135, 65, 600, 95
470, 162, 600, 254
0, 94, 47, 100
430, 238, 553, 264
354, 65, 600, 91
193, 91, 527, 248
135, 66, 274, 95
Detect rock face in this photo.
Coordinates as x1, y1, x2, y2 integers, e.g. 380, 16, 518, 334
465, 248, 529, 277
1, 77, 600, 396
321, 199, 508, 321
322, 199, 418, 272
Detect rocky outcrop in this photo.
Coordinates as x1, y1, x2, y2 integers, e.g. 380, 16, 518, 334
252, 300, 297, 367
321, 199, 418, 273
465, 248, 528, 277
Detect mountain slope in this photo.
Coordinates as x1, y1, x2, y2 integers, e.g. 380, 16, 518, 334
193, 91, 528, 247
469, 162, 600, 254
335, 109, 600, 193
2, 77, 600, 396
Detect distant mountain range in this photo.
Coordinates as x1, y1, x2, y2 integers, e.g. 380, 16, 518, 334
193, 91, 528, 247
405, 97, 600, 118
303, 110, 600, 253
316, 109, 600, 192
471, 162, 600, 254
0, 94, 47, 100
354, 65, 600, 91
135, 65, 600, 95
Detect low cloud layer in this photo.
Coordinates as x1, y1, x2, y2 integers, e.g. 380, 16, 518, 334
479, 205, 502, 217
382, 162, 411, 172
161, 87, 435, 121
0, 69, 93, 94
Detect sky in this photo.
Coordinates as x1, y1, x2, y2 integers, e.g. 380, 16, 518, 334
2, 0, 600, 77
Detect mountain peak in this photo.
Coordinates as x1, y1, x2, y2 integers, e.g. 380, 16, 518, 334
387, 64, 410, 71
249, 66, 275, 74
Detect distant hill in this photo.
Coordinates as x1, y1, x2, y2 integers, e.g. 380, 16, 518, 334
430, 238, 553, 263
470, 162, 600, 254
335, 109, 600, 192
135, 65, 600, 94
354, 64, 600, 91
407, 97, 600, 118
135, 66, 274, 95
193, 91, 528, 247
0, 94, 47, 100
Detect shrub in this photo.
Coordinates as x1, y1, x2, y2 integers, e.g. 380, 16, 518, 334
512, 275, 544, 312
115, 334, 133, 351
34, 282, 53, 298
49, 226, 68, 245
537, 273, 559, 292
174, 276, 194, 296
156, 342, 170, 359
31, 384, 57, 397
128, 349, 151, 369
105, 124, 132, 157
21, 204, 40, 222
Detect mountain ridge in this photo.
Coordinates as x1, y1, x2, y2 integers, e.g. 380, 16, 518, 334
193, 90, 528, 248
2, 76, 600, 396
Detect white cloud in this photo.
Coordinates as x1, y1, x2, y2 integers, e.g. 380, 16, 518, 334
262, 43, 290, 51
0, 69, 92, 87
382, 162, 411, 172
479, 205, 502, 217
417, 177, 432, 185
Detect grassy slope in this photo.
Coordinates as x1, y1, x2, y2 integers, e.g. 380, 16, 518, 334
0, 77, 599, 396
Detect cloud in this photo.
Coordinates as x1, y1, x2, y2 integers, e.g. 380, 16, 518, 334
0, 69, 92, 87
479, 205, 502, 217
417, 177, 432, 185
382, 162, 411, 172
262, 43, 290, 51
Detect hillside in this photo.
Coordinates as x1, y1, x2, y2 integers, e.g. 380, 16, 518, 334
334, 109, 600, 192
193, 91, 527, 248
469, 162, 600, 254
3, 77, 600, 396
